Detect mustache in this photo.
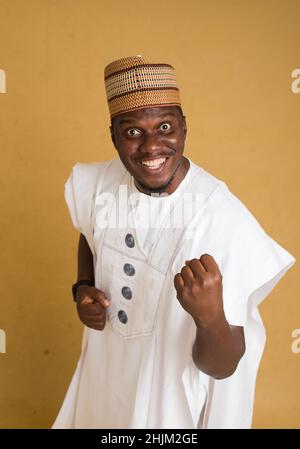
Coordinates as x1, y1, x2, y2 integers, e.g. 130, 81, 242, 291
134, 152, 175, 162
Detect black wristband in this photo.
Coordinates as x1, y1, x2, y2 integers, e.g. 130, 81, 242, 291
72, 279, 94, 302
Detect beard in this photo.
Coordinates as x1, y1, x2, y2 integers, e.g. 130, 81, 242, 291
134, 161, 181, 195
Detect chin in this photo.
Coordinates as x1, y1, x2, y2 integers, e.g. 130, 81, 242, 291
136, 174, 173, 192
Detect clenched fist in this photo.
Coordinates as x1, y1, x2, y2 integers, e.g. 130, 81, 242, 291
75, 285, 110, 331
174, 254, 225, 328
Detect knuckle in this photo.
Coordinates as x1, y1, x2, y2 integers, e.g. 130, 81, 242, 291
174, 277, 181, 288
191, 284, 199, 296
201, 275, 212, 289
214, 273, 223, 283
200, 253, 210, 260
181, 289, 190, 301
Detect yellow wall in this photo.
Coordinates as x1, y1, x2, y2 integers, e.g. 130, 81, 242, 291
0, 0, 299, 428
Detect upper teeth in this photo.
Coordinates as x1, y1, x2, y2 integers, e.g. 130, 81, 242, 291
140, 158, 166, 168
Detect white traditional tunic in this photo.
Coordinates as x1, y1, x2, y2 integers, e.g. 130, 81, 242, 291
52, 157, 295, 429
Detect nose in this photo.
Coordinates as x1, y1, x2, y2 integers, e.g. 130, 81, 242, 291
139, 132, 162, 154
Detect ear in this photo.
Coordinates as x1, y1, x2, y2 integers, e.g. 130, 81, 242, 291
182, 115, 187, 137
110, 125, 116, 146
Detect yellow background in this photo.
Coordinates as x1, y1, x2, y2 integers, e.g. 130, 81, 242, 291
0, 0, 299, 428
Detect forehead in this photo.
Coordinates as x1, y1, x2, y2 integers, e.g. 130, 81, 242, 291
113, 106, 180, 125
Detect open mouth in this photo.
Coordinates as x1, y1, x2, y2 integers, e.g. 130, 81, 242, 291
137, 157, 169, 172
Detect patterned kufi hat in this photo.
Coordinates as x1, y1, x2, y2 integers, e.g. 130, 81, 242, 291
104, 55, 181, 119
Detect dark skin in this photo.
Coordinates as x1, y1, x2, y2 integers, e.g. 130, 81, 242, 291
75, 233, 109, 331
75, 105, 245, 379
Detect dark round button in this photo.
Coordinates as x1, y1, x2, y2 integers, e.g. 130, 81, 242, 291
118, 310, 128, 324
125, 233, 135, 248
123, 263, 135, 276
121, 286, 132, 300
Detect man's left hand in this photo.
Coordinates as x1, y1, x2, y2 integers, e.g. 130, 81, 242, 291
174, 254, 225, 328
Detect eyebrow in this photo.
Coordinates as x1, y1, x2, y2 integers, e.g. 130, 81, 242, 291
118, 111, 178, 125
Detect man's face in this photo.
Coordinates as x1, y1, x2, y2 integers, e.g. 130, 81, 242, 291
110, 106, 187, 194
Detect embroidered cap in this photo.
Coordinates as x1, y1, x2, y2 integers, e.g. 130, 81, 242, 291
104, 55, 181, 119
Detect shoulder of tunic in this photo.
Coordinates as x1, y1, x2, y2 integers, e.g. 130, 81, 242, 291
188, 160, 251, 225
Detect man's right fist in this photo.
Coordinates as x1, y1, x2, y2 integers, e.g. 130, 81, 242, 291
75, 285, 110, 331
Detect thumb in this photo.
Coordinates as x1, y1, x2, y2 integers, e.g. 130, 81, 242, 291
81, 296, 94, 305
91, 287, 110, 308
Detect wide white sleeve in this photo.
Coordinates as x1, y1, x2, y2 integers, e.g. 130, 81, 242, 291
172, 183, 295, 428
64, 165, 81, 232
178, 185, 295, 428
212, 186, 296, 326
176, 184, 296, 327
200, 187, 296, 428
64, 162, 101, 255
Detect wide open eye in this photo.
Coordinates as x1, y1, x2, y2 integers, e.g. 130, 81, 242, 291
126, 128, 141, 137
160, 122, 171, 131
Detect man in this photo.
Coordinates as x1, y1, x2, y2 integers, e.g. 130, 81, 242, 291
52, 55, 295, 428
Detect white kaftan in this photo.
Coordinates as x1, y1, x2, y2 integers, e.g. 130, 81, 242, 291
52, 157, 295, 429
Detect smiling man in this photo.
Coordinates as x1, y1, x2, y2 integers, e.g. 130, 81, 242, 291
52, 55, 295, 429
110, 105, 189, 195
